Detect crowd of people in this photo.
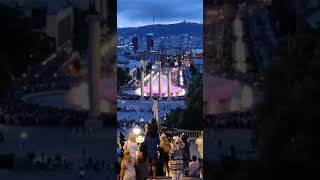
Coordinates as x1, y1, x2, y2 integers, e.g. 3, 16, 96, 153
204, 111, 255, 129
0, 99, 115, 128
117, 100, 185, 111
0, 50, 86, 128
117, 120, 147, 132
116, 118, 203, 180
119, 94, 186, 101
12, 50, 81, 96
0, 48, 117, 128
6, 151, 112, 176
117, 100, 186, 123
28, 152, 74, 170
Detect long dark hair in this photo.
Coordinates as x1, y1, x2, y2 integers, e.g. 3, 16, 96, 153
147, 118, 159, 137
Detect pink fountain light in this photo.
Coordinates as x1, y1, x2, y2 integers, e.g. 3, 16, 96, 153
135, 74, 186, 97
203, 75, 253, 114
67, 78, 116, 112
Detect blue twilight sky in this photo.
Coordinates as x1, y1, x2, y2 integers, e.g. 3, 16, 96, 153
117, 0, 203, 28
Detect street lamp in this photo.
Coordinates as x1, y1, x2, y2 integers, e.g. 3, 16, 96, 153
20, 132, 28, 152
136, 135, 145, 144
20, 132, 28, 140
133, 125, 141, 135
133, 125, 145, 144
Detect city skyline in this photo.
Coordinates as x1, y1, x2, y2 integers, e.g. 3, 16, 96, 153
117, 0, 203, 28
117, 20, 203, 29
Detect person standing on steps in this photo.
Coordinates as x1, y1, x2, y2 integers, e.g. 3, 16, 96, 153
196, 132, 203, 179
144, 118, 160, 179
169, 137, 185, 180
123, 133, 138, 160
120, 149, 136, 180
159, 133, 171, 176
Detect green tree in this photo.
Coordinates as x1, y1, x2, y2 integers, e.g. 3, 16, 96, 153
182, 75, 203, 129
165, 75, 203, 130
117, 67, 131, 92
255, 31, 320, 179
189, 63, 198, 76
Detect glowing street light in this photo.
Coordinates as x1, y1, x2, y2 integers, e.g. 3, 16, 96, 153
136, 135, 145, 143
20, 132, 28, 140
20, 132, 28, 151
133, 126, 141, 135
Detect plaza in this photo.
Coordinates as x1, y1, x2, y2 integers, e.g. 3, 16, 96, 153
0, 125, 116, 179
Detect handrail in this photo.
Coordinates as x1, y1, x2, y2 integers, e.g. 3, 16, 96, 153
172, 129, 202, 141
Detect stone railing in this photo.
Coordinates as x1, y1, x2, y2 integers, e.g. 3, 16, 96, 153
172, 129, 202, 141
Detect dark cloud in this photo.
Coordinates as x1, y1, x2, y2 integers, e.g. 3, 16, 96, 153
118, 0, 203, 27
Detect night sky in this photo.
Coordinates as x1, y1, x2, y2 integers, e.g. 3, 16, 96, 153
117, 0, 203, 28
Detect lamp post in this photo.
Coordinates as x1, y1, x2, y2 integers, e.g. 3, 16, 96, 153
20, 132, 28, 152
133, 125, 141, 135
149, 70, 153, 99
140, 70, 144, 100
133, 125, 145, 144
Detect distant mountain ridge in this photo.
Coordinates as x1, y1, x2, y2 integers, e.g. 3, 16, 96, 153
118, 22, 203, 37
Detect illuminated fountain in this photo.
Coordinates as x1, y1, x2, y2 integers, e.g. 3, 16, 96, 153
123, 68, 186, 97
67, 78, 116, 112
203, 75, 254, 114
135, 73, 185, 97
22, 77, 116, 113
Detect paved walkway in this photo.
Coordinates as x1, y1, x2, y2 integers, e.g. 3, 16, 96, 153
0, 170, 111, 180
0, 125, 117, 179
204, 128, 255, 160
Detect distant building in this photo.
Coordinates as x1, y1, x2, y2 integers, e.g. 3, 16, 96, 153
160, 52, 166, 68
192, 58, 203, 74
72, 0, 107, 20
192, 49, 203, 58
0, 0, 74, 53
182, 53, 191, 67
9, 0, 74, 53
46, 6, 73, 53
117, 55, 150, 80
72, 0, 116, 33
147, 33, 154, 51
158, 37, 166, 51
131, 36, 138, 52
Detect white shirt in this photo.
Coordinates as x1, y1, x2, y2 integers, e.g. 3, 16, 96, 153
125, 140, 138, 159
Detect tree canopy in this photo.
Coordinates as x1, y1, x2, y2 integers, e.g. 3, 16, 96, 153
255, 29, 320, 179
117, 67, 131, 92
165, 75, 203, 130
